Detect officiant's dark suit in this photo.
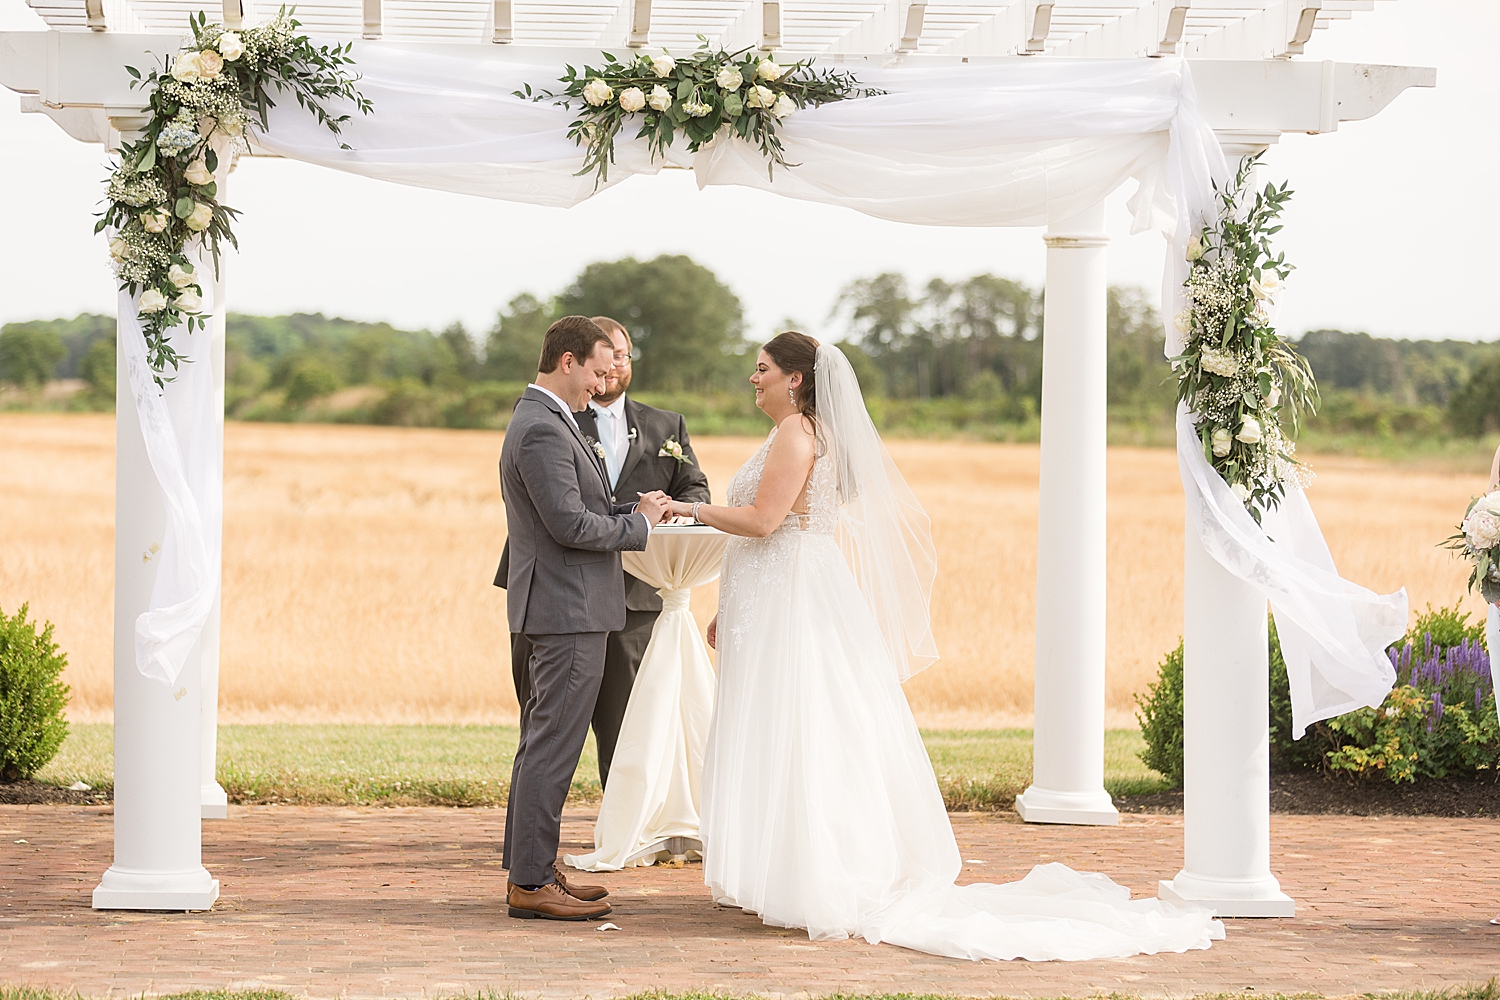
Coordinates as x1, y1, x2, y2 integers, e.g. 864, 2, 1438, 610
496, 323, 711, 791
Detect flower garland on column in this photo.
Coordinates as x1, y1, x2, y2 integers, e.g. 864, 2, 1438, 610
98, 9, 370, 383
1172, 153, 1318, 523
521, 43, 884, 186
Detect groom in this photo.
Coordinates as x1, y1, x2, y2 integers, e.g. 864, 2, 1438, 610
498, 315, 671, 920
505, 316, 712, 790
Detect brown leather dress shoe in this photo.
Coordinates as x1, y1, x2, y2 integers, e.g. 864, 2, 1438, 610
507, 881, 611, 920
553, 861, 609, 902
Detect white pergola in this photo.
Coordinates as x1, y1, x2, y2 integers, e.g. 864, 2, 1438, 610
1, 0, 1430, 918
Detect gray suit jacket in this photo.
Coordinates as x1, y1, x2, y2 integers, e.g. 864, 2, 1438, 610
576, 398, 712, 612
499, 387, 649, 635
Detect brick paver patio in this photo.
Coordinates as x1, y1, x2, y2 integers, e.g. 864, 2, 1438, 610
1, 804, 1497, 998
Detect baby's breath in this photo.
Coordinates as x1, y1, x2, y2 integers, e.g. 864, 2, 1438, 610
98, 7, 369, 383
1172, 153, 1316, 523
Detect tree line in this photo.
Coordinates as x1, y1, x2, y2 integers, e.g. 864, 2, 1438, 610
5, 253, 1500, 438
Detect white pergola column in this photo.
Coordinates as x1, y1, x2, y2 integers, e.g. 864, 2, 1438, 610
93, 122, 221, 911
1016, 201, 1118, 827
1158, 134, 1294, 917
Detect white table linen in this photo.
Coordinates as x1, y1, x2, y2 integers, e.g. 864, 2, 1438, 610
566, 524, 729, 871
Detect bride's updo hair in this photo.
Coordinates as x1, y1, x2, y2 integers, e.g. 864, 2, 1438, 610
763, 331, 820, 421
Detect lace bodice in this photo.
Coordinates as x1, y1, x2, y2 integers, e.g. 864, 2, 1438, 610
725, 426, 838, 536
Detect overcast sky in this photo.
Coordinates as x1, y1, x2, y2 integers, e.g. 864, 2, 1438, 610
1, 0, 1493, 344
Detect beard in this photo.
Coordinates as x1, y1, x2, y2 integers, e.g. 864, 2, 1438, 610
594, 367, 633, 405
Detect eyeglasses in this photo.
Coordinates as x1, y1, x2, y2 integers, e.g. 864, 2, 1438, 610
613, 355, 632, 367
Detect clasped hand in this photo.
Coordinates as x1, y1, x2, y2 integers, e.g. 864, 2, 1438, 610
635, 490, 674, 525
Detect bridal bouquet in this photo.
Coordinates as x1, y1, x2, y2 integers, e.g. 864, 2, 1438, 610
520, 41, 883, 187
1171, 153, 1318, 523
1444, 491, 1500, 603
98, 8, 369, 382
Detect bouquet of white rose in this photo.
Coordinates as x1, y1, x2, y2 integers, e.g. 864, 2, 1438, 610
1445, 491, 1500, 603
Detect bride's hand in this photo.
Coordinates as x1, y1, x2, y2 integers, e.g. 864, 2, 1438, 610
669, 499, 695, 518
706, 614, 717, 650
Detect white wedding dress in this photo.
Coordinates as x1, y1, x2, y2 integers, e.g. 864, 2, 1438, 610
701, 419, 1225, 962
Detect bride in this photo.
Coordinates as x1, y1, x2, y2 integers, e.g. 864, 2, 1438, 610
666, 332, 1224, 962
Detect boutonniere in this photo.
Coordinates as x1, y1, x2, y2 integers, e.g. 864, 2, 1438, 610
658, 436, 691, 466
587, 437, 606, 461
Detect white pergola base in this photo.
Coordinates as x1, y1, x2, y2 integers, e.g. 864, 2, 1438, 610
0, 0, 1433, 916
1158, 876, 1294, 918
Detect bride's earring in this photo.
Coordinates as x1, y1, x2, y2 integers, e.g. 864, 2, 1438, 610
788, 387, 796, 404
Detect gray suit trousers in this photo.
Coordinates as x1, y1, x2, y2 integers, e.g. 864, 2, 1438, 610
510, 609, 656, 791
502, 630, 609, 886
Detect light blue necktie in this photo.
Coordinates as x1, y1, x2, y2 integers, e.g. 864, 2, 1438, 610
595, 405, 621, 489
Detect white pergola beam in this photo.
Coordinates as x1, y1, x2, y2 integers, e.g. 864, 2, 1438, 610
0, 30, 1434, 139
1158, 1, 1190, 56
1023, 1, 1053, 53
491, 0, 513, 43
896, 3, 927, 53
84, 0, 105, 32
362, 0, 381, 40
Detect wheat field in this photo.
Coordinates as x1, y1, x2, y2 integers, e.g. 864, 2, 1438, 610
0, 412, 1489, 727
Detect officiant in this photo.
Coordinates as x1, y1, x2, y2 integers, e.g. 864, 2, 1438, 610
496, 315, 711, 790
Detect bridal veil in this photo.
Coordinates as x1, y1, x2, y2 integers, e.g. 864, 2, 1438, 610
816, 343, 940, 682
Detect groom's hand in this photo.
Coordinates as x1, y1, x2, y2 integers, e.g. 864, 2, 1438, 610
636, 490, 672, 526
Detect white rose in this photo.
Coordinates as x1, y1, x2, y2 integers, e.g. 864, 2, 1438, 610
218, 32, 244, 61
139, 210, 169, 233
174, 290, 202, 313
171, 50, 203, 83
197, 49, 224, 81
647, 84, 673, 112
1211, 427, 1233, 458
582, 78, 613, 107
1475, 491, 1500, 518
1235, 415, 1263, 445
1185, 236, 1205, 261
184, 159, 214, 186
138, 289, 168, 313
168, 263, 197, 288
618, 86, 646, 113
1230, 482, 1251, 504
772, 93, 796, 119
1200, 346, 1240, 378
1465, 511, 1500, 550
185, 202, 215, 232
1173, 309, 1192, 334
1266, 384, 1281, 408
1252, 272, 1282, 301
756, 59, 784, 82
108, 237, 130, 260
746, 84, 775, 109
650, 55, 675, 77
715, 65, 743, 90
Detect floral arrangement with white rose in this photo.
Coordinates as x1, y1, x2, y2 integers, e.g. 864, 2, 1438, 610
1171, 152, 1318, 523
517, 42, 883, 187
1444, 492, 1500, 604
98, 8, 369, 383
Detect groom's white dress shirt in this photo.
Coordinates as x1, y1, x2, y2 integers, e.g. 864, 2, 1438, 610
527, 382, 651, 534
589, 394, 630, 491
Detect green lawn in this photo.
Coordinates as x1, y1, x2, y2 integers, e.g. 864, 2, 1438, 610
35, 723, 1171, 810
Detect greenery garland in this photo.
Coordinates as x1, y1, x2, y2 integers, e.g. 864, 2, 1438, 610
98, 9, 369, 383
520, 41, 884, 187
1172, 153, 1318, 523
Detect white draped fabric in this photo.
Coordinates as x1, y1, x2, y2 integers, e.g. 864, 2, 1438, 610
567, 525, 729, 872
119, 257, 223, 686
1177, 408, 1407, 736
